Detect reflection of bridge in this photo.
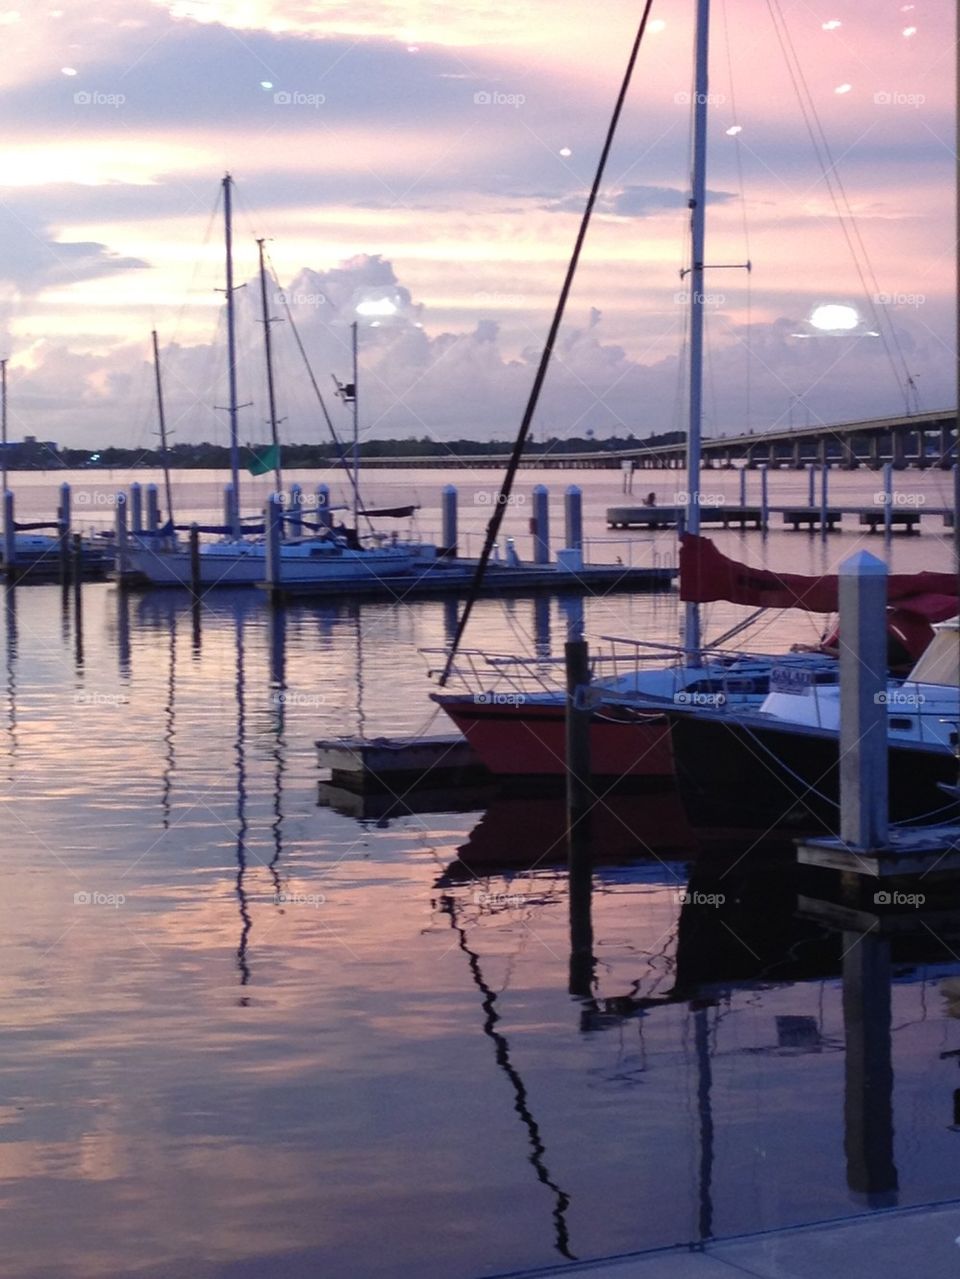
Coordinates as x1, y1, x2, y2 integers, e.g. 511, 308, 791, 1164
361, 408, 957, 470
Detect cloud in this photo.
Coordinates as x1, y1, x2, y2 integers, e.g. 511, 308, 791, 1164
4, 252, 951, 454
542, 184, 736, 217
0, 205, 148, 291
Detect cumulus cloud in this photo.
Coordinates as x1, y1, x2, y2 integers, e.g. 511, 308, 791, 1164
3, 252, 950, 452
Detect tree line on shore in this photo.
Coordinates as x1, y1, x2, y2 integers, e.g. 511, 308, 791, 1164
25, 430, 684, 471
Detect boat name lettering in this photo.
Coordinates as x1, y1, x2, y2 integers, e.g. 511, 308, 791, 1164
770, 667, 815, 693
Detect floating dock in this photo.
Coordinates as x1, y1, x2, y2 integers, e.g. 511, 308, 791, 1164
269, 558, 675, 601
316, 733, 489, 792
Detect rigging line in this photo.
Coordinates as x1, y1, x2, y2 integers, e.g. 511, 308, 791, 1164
439, 0, 658, 686
263, 247, 375, 536
765, 0, 913, 407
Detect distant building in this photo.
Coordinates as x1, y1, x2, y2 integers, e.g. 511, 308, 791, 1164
0, 437, 61, 468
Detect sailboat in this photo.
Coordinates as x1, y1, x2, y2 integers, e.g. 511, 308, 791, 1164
664, 618, 960, 843
431, 0, 841, 780
122, 175, 434, 589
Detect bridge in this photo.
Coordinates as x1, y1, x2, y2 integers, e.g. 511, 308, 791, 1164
359, 408, 957, 470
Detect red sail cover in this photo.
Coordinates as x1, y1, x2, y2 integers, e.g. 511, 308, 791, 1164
680, 534, 958, 621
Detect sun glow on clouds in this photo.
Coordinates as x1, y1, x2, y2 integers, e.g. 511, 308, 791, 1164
161, 0, 570, 46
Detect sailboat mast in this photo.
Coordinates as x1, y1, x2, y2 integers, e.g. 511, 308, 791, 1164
684, 0, 710, 663
223, 173, 241, 536
0, 358, 7, 497
151, 330, 175, 527
351, 320, 360, 530
256, 238, 282, 493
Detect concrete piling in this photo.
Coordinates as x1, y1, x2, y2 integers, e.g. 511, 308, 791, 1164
288, 483, 303, 539
532, 485, 550, 565
441, 484, 458, 556
129, 482, 142, 534
146, 483, 160, 534
838, 550, 889, 849
264, 493, 283, 601
564, 484, 583, 552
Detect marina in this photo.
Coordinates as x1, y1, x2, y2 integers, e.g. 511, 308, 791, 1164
1, 0, 957, 1274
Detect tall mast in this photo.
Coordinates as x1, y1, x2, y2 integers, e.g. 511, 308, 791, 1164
351, 319, 360, 530
0, 358, 7, 496
151, 330, 175, 527
684, 0, 710, 664
256, 238, 282, 493
223, 173, 241, 536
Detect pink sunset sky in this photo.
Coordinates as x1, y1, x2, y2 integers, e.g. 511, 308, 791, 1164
0, 0, 953, 449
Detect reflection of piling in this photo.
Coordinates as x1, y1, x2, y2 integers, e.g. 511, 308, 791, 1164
189, 524, 201, 602
843, 931, 897, 1206
71, 532, 83, 596
264, 493, 283, 604
114, 493, 128, 583
533, 596, 551, 657
2, 491, 14, 577
71, 533, 83, 667
269, 602, 286, 692
116, 584, 131, 678
568, 843, 594, 998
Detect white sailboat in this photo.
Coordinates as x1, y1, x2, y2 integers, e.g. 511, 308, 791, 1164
123, 175, 433, 589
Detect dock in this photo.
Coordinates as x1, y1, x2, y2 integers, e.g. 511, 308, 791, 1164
316, 733, 488, 792
269, 558, 674, 601
608, 504, 946, 532
496, 1199, 960, 1278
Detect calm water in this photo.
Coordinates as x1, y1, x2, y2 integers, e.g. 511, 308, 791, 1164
1, 468, 959, 1277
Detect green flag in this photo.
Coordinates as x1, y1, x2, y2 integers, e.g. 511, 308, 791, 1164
246, 444, 279, 476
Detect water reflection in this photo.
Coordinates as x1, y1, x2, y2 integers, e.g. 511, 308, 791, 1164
4, 584, 16, 770
161, 606, 176, 831
268, 606, 286, 896
234, 614, 252, 996
0, 584, 957, 1277
439, 893, 575, 1261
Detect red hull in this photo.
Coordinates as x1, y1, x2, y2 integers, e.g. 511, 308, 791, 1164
435, 697, 674, 779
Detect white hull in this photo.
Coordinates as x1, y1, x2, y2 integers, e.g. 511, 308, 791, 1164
121, 540, 428, 587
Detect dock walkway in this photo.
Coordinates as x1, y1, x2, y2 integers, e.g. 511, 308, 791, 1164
607, 504, 948, 532
490, 1199, 960, 1279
